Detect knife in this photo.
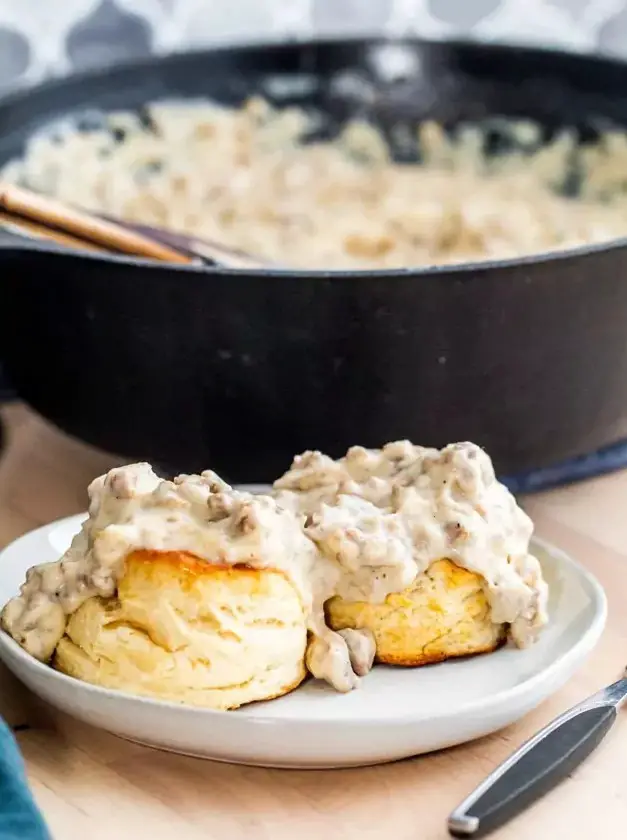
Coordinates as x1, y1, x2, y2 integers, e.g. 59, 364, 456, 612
447, 667, 627, 838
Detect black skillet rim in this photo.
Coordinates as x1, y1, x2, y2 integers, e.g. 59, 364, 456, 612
2, 35, 627, 281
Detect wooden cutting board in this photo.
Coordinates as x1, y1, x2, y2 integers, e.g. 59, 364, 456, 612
0, 403, 625, 840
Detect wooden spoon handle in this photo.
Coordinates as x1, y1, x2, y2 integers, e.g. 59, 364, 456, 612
116, 220, 271, 270
0, 210, 108, 253
0, 183, 194, 264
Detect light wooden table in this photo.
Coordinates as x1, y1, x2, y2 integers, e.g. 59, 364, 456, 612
0, 403, 626, 840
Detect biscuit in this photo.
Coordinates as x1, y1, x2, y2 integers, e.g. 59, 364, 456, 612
53, 550, 308, 710
325, 559, 506, 666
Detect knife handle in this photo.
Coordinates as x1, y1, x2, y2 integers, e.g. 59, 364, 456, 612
448, 703, 616, 838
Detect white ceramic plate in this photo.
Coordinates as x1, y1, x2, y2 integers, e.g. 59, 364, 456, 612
0, 514, 607, 769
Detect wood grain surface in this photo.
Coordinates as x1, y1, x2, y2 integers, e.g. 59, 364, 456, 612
0, 403, 625, 840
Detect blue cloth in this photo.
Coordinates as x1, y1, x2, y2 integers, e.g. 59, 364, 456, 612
502, 438, 627, 494
0, 722, 50, 840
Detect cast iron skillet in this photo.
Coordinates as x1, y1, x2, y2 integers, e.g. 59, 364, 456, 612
1, 38, 627, 483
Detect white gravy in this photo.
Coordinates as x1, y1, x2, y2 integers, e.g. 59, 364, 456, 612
1, 440, 548, 692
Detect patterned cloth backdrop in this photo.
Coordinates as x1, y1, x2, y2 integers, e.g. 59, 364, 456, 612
0, 0, 626, 94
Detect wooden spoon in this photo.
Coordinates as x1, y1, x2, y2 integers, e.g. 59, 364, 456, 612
0, 183, 272, 269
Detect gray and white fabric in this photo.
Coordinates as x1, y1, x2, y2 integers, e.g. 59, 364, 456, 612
0, 0, 626, 93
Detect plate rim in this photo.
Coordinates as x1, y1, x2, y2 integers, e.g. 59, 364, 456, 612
0, 514, 608, 729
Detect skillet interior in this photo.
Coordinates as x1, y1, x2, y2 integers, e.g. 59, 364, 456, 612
2, 39, 627, 480
2, 39, 627, 174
